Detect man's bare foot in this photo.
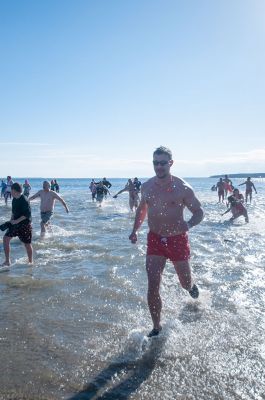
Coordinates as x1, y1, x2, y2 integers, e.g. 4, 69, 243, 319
1, 261, 11, 267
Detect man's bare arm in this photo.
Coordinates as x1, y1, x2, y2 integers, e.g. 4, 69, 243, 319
113, 187, 127, 198
54, 193, 69, 212
129, 195, 148, 243
184, 187, 204, 229
29, 191, 41, 201
11, 216, 27, 225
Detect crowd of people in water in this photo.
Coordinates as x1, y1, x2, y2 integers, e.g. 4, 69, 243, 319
211, 174, 258, 223
1, 177, 60, 204
89, 177, 142, 211
0, 149, 261, 336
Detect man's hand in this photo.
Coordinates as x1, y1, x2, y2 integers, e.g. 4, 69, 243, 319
129, 232, 137, 244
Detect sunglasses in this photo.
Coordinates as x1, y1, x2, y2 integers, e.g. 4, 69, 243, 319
153, 160, 169, 166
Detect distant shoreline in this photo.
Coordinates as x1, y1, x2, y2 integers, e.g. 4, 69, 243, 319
209, 173, 265, 178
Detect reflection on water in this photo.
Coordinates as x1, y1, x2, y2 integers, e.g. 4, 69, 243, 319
0, 178, 265, 399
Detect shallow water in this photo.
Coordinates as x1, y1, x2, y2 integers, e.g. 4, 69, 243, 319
0, 177, 265, 399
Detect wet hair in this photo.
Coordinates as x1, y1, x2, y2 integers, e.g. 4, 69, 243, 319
11, 182, 22, 193
153, 146, 172, 159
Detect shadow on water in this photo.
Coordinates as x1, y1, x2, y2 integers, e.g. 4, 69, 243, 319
68, 336, 166, 400
178, 302, 204, 324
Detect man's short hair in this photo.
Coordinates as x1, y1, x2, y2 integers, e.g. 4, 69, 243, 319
153, 146, 172, 160
11, 182, 22, 193
43, 180, 51, 188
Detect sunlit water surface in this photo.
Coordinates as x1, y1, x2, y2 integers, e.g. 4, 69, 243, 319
0, 177, 265, 400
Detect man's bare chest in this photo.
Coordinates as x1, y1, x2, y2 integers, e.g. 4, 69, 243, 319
144, 190, 184, 208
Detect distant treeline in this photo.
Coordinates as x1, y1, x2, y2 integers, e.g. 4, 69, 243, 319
210, 173, 265, 178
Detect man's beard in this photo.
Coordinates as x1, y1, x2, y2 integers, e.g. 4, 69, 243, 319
156, 170, 168, 179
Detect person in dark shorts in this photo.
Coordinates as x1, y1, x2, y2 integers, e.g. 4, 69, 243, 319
1, 182, 33, 268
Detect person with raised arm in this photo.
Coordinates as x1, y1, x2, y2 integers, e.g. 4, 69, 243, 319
29, 181, 69, 236
238, 177, 257, 203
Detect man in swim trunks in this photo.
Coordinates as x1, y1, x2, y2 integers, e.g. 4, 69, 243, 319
113, 178, 140, 211
129, 146, 204, 337
1, 182, 33, 267
238, 177, 257, 203
29, 181, 69, 235
216, 178, 225, 203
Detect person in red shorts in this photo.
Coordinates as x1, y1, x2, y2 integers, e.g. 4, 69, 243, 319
1, 182, 33, 268
129, 146, 204, 337
221, 193, 249, 223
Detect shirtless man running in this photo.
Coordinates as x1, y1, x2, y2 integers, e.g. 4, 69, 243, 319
29, 181, 69, 235
238, 177, 257, 203
129, 146, 204, 337
113, 178, 140, 211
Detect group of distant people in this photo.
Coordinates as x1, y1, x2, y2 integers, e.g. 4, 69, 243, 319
211, 175, 258, 223
1, 177, 32, 205
89, 178, 112, 204
89, 177, 142, 211
1, 177, 61, 205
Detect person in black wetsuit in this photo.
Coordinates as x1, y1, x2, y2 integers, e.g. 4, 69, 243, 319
133, 177, 142, 193
96, 182, 110, 205
102, 178, 112, 189
1, 182, 33, 268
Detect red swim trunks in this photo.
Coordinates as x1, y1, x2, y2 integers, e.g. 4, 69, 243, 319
147, 231, 190, 262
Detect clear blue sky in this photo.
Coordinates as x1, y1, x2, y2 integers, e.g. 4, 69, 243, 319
0, 0, 264, 178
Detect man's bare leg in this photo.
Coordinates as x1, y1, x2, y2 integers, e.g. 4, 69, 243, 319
2, 236, 12, 266
146, 255, 166, 331
129, 197, 134, 211
24, 243, 33, 264
173, 260, 192, 290
173, 260, 199, 298
40, 221, 47, 236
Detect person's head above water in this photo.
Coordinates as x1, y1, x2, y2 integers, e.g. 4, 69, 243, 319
153, 146, 173, 180
43, 181, 51, 190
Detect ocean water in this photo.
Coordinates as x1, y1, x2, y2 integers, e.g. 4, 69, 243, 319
0, 177, 265, 400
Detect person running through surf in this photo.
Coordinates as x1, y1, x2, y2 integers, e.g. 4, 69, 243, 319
29, 181, 69, 236
129, 146, 204, 337
216, 178, 225, 203
238, 177, 257, 203
113, 178, 140, 211
221, 193, 249, 223
1, 182, 33, 268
